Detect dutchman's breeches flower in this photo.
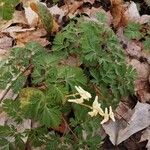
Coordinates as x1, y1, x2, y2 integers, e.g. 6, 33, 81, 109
68, 86, 115, 124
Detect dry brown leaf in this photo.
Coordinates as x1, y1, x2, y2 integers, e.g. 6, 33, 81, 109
102, 102, 150, 145
14, 29, 50, 46
52, 20, 59, 33
134, 80, 150, 103
2, 26, 35, 33
0, 11, 28, 31
110, 0, 128, 28
62, 1, 83, 18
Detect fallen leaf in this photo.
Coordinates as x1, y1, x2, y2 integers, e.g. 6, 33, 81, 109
125, 2, 140, 22
140, 127, 150, 149
24, 6, 38, 27
129, 59, 150, 80
2, 26, 35, 33
0, 11, 28, 31
125, 2, 150, 24
49, 5, 65, 23
14, 29, 50, 46
110, 0, 128, 27
102, 102, 150, 145
0, 35, 13, 50
62, 1, 83, 18
117, 28, 142, 58
0, 34, 13, 60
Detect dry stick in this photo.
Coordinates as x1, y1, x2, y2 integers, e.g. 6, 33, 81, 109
0, 65, 31, 103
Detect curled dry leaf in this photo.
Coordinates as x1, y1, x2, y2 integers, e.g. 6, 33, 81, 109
102, 102, 150, 145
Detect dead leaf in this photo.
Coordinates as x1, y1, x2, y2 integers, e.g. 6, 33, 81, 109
129, 59, 150, 80
49, 5, 65, 23
125, 2, 140, 22
140, 127, 150, 149
117, 28, 142, 58
0, 34, 13, 60
14, 29, 50, 46
2, 26, 35, 33
24, 6, 38, 27
110, 0, 128, 27
102, 102, 150, 145
0, 35, 13, 50
0, 11, 28, 31
62, 1, 83, 18
125, 2, 150, 24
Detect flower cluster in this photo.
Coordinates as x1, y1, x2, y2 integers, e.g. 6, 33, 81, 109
68, 86, 115, 124
68, 86, 92, 104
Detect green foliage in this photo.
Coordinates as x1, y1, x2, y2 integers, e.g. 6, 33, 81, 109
0, 0, 19, 20
124, 21, 150, 53
37, 2, 53, 34
0, 125, 25, 150
124, 22, 143, 40
3, 99, 23, 123
53, 15, 136, 107
143, 36, 150, 50
0, 13, 136, 149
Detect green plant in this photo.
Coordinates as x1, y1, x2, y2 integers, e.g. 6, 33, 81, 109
124, 22, 144, 40
0, 0, 19, 20
124, 21, 150, 51
0, 13, 136, 149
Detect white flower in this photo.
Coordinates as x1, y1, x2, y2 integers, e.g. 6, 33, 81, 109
75, 86, 91, 100
88, 96, 104, 117
100, 108, 109, 124
109, 106, 115, 122
68, 98, 84, 104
